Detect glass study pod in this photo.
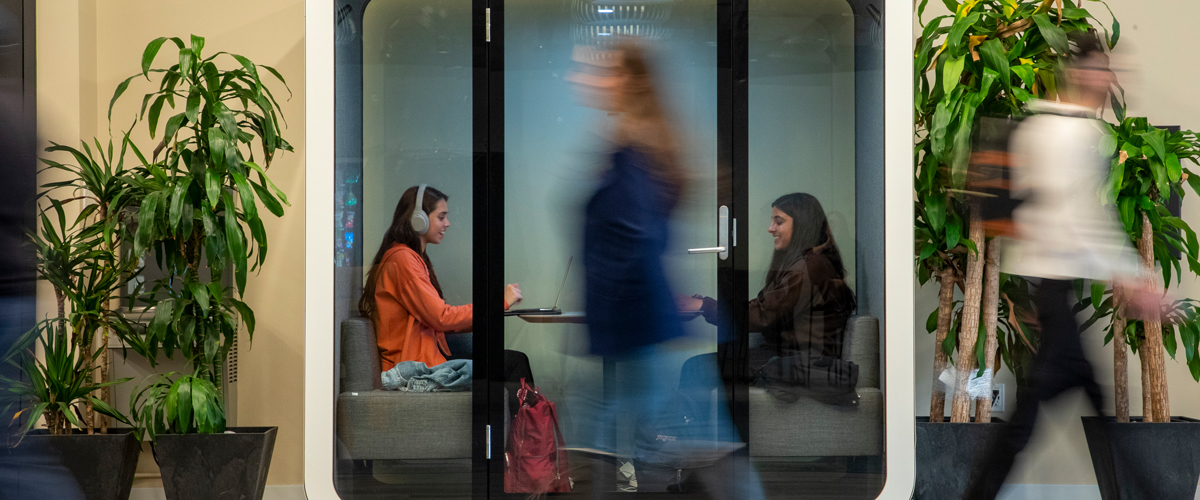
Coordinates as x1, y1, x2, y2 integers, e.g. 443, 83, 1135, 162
305, 0, 915, 498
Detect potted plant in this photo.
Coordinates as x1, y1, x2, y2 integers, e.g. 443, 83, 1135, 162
3, 132, 147, 500
110, 34, 291, 500
912, 0, 1118, 497
1072, 116, 1200, 499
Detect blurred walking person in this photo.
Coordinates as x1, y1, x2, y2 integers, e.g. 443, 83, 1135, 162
962, 32, 1158, 500
0, 82, 84, 500
566, 38, 762, 499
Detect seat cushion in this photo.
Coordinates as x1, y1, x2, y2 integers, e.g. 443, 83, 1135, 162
337, 390, 472, 460
748, 387, 883, 457
342, 318, 384, 392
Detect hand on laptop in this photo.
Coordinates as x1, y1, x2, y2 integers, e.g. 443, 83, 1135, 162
505, 284, 524, 310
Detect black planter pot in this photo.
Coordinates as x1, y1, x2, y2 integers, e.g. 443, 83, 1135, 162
21, 429, 140, 500
914, 416, 1007, 500
153, 426, 277, 500
1082, 416, 1200, 500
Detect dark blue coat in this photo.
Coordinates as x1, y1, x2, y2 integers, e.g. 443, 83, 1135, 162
583, 147, 686, 356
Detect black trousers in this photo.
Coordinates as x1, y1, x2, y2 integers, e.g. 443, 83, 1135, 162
504, 349, 535, 416
963, 279, 1105, 500
446, 341, 533, 417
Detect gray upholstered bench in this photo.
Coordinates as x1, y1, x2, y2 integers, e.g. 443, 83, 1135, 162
747, 315, 883, 458
337, 317, 472, 460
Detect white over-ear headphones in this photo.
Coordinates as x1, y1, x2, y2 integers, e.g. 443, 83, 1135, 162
411, 184, 430, 235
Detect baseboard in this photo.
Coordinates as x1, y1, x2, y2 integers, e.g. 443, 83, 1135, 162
128, 482, 1200, 499
997, 484, 1100, 500
130, 484, 306, 500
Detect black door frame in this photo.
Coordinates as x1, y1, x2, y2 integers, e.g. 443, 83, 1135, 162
477, 1, 742, 495
331, 0, 884, 494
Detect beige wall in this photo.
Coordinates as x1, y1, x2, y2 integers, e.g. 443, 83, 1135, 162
37, 0, 305, 487
913, 0, 1200, 486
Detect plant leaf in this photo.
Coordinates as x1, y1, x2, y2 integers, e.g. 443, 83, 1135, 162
943, 55, 966, 95
108, 75, 137, 121
1032, 13, 1069, 54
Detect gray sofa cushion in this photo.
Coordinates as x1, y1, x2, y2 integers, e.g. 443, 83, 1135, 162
746, 315, 882, 458
342, 317, 383, 392
748, 387, 883, 457
845, 316, 879, 388
338, 391, 472, 460
337, 318, 472, 460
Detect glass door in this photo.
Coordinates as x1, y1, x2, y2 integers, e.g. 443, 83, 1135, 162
494, 0, 745, 496
738, 0, 886, 497
331, 0, 484, 498
327, 0, 888, 497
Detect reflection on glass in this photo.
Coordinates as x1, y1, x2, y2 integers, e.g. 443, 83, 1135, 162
329, 0, 887, 496
747, 0, 884, 497
334, 1, 474, 498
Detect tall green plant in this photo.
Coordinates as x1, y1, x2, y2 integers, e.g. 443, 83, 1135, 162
6, 193, 137, 435
1, 321, 131, 436
111, 35, 291, 431
914, 0, 1118, 422
38, 135, 144, 432
1074, 119, 1200, 422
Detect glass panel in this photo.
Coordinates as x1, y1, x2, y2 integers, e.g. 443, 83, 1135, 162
503, 0, 750, 495
747, 0, 885, 496
334, 1, 475, 497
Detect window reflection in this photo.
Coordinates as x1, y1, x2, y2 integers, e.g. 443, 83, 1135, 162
747, 0, 884, 497
329, 0, 887, 497
335, 1, 475, 497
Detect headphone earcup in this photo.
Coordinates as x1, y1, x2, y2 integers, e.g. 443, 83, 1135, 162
412, 210, 430, 235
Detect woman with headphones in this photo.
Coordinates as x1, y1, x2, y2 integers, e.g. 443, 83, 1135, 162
360, 184, 533, 411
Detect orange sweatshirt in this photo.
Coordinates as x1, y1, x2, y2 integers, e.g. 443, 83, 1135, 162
374, 244, 473, 372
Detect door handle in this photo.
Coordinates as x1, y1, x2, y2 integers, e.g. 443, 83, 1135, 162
688, 205, 729, 260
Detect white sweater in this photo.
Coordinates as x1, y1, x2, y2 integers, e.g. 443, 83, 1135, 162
1000, 100, 1140, 281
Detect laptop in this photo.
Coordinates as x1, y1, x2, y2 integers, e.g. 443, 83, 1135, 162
504, 257, 572, 316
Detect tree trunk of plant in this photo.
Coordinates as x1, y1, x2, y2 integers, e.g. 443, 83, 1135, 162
951, 210, 987, 423
930, 267, 957, 423
85, 360, 95, 435
976, 238, 1001, 422
55, 288, 66, 339
1137, 211, 1170, 422
96, 207, 112, 433
1140, 345, 1152, 420
98, 325, 109, 433
1110, 286, 1129, 423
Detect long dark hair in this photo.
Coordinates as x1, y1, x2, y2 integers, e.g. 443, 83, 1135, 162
359, 185, 449, 320
766, 193, 848, 286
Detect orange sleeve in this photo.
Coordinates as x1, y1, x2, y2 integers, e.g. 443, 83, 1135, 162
379, 252, 474, 332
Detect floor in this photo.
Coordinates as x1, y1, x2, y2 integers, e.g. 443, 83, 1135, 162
333, 456, 886, 499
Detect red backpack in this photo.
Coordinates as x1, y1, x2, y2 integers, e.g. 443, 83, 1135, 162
505, 378, 571, 494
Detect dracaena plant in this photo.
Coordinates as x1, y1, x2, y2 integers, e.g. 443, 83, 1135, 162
128, 372, 225, 441
1073, 119, 1200, 423
4, 191, 139, 435
109, 35, 290, 429
913, 0, 1118, 423
1, 321, 131, 437
36, 135, 144, 433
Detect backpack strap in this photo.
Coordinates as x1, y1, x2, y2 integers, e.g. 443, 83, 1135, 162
548, 403, 567, 480
516, 377, 530, 407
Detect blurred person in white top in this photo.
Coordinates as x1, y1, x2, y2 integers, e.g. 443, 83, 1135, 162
963, 31, 1160, 500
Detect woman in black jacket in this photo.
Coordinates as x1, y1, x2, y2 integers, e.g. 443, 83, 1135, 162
679, 193, 856, 418
686, 193, 855, 366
